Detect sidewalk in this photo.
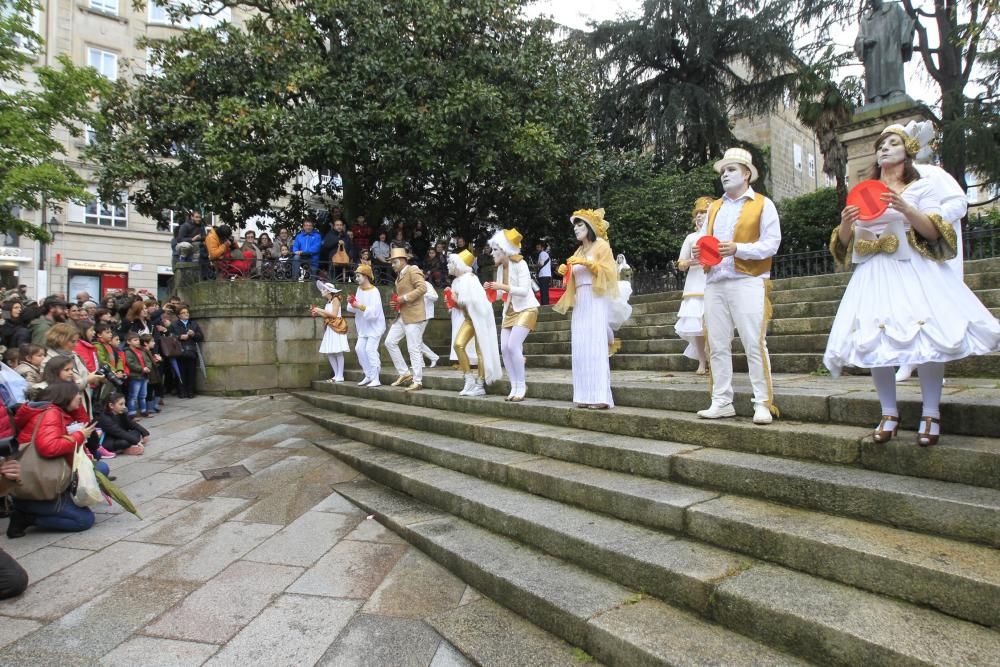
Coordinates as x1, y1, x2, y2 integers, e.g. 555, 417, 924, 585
0, 394, 584, 666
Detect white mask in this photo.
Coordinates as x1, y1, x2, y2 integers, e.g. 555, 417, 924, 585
720, 165, 748, 193
573, 221, 589, 242
490, 244, 507, 264
877, 136, 907, 167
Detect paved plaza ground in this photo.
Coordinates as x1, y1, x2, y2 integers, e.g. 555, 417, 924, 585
0, 393, 586, 666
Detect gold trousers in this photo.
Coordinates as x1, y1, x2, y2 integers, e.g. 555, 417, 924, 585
454, 320, 484, 378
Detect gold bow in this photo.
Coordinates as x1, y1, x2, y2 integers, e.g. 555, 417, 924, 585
855, 234, 900, 257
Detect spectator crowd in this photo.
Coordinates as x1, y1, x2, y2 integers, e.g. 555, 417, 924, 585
0, 287, 205, 598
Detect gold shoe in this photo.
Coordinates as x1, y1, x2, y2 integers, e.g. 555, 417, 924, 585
872, 415, 899, 443
404, 382, 423, 392
916, 416, 940, 447
391, 374, 412, 387
608, 338, 622, 357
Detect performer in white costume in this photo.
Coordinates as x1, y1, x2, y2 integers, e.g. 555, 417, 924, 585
449, 250, 502, 396
312, 282, 350, 382
895, 120, 969, 382
553, 209, 627, 409
693, 148, 782, 425
420, 287, 440, 368
675, 196, 713, 375
824, 124, 1000, 446
346, 264, 386, 387
384, 247, 429, 391
485, 228, 539, 401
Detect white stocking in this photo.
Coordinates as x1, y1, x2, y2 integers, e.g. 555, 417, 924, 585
327, 353, 344, 380
917, 362, 944, 435
870, 366, 899, 429
501, 326, 530, 385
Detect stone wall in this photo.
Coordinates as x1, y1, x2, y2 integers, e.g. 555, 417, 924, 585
179, 277, 453, 395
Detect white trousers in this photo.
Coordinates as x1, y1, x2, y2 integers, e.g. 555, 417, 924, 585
385, 319, 427, 381
704, 277, 774, 409
355, 335, 381, 379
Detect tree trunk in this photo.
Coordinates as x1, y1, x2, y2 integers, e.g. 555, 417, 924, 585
938, 84, 969, 192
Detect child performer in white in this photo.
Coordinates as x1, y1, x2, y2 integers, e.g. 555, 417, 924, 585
675, 197, 713, 375
312, 281, 350, 382
485, 228, 539, 401
346, 265, 386, 387
449, 250, 502, 396
421, 287, 441, 368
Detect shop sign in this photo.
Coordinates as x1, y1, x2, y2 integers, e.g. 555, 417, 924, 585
66, 260, 130, 272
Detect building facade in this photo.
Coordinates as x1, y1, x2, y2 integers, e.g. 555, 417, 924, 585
5, 0, 239, 301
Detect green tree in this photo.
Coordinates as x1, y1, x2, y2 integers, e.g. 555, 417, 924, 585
900, 0, 1000, 197
0, 0, 110, 240
94, 0, 598, 243
600, 163, 719, 268
776, 186, 840, 253
587, 0, 842, 171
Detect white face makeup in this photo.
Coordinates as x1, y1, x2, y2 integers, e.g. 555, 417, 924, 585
490, 244, 507, 264
694, 211, 707, 230
354, 275, 363, 284
574, 221, 589, 242
391, 258, 403, 273
877, 134, 907, 167
720, 164, 748, 193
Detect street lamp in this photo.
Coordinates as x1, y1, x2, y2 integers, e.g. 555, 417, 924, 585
38, 215, 58, 271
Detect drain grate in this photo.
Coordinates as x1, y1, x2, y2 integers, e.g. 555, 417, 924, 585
200, 465, 251, 481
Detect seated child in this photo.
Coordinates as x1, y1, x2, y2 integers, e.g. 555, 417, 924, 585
96, 392, 149, 455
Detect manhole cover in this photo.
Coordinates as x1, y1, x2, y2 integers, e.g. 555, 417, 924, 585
200, 465, 251, 481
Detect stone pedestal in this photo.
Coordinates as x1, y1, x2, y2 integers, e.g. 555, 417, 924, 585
837, 100, 934, 187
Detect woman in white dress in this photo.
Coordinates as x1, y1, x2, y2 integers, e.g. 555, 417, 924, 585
485, 228, 540, 402
824, 124, 1000, 446
346, 265, 386, 387
675, 196, 713, 374
554, 209, 621, 409
312, 281, 351, 383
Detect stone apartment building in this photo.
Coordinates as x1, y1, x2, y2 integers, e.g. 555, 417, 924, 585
3, 0, 241, 300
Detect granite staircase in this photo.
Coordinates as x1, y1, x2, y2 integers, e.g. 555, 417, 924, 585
524, 257, 1000, 377
293, 260, 1000, 666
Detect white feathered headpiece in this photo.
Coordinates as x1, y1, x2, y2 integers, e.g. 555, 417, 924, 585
903, 120, 936, 163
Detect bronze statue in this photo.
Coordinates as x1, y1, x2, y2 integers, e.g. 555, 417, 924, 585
854, 0, 916, 105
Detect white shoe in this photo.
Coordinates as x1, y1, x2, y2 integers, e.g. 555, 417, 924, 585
459, 372, 476, 396
752, 404, 773, 425
697, 403, 736, 419
429, 356, 439, 368
895, 365, 914, 383
510, 382, 526, 402
321, 378, 336, 384
506, 383, 516, 400
358, 377, 372, 386
467, 378, 486, 397
368, 378, 382, 388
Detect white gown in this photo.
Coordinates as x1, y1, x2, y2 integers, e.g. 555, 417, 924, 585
675, 230, 706, 360
571, 264, 614, 407
318, 300, 351, 354
823, 178, 1000, 377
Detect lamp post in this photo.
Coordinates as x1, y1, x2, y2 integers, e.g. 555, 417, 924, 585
38, 215, 57, 270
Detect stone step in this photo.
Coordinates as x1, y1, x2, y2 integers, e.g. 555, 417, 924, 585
766, 257, 1000, 291
296, 387, 1000, 547
332, 477, 805, 666
367, 367, 1000, 445
303, 405, 1000, 629
523, 350, 1000, 377
524, 333, 833, 356
322, 439, 1000, 664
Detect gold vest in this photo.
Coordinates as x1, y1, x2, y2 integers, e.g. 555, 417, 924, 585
705, 193, 772, 277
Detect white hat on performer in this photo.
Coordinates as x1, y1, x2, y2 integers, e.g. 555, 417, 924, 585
713, 148, 759, 184
315, 280, 341, 295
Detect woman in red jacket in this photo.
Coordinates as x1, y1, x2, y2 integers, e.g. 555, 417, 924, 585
6, 381, 107, 538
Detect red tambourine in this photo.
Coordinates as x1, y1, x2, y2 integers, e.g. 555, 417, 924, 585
847, 179, 891, 221
696, 236, 722, 267
485, 288, 498, 303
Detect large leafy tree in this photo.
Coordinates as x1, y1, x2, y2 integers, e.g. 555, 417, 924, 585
586, 0, 848, 171
0, 0, 110, 241
93, 0, 598, 241
900, 0, 1000, 198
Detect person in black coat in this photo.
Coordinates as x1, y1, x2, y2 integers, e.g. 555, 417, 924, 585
168, 305, 203, 398
319, 218, 353, 278
96, 392, 150, 455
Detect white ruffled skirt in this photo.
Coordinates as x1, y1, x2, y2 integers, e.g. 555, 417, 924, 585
675, 295, 705, 360
823, 252, 1000, 377
319, 327, 350, 354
